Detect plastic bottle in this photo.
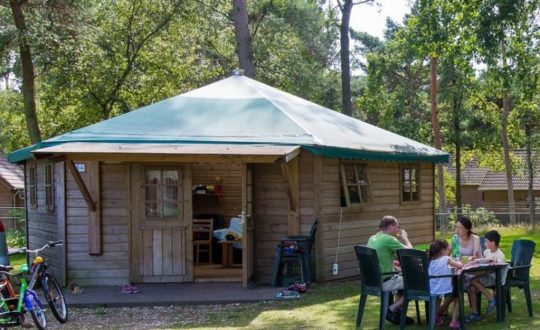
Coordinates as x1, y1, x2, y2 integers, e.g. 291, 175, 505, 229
451, 234, 460, 259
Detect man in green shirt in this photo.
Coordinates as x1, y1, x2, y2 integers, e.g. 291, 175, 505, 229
367, 215, 413, 325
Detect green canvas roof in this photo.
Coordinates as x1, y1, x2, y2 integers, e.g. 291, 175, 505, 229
9, 73, 448, 163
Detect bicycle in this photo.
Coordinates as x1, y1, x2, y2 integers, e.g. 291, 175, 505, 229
0, 264, 47, 329
25, 240, 68, 324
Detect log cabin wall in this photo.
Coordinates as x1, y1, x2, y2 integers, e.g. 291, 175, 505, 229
25, 160, 66, 285
253, 150, 315, 284
65, 161, 129, 286
320, 160, 435, 280
191, 163, 242, 226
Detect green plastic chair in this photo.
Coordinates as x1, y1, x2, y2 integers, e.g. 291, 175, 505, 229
397, 248, 439, 330
505, 239, 535, 317
353, 245, 395, 329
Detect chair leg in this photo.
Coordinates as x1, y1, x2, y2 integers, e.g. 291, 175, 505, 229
477, 292, 482, 316
400, 299, 410, 330
380, 291, 390, 330
415, 300, 420, 325
506, 287, 513, 313
524, 284, 533, 317
428, 299, 437, 330
357, 294, 367, 329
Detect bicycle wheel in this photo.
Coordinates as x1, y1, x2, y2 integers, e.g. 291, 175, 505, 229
42, 275, 68, 323
26, 293, 46, 330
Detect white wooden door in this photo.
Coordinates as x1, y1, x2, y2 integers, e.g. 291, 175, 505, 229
131, 164, 192, 283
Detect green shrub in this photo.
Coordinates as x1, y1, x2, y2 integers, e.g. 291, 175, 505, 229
447, 205, 500, 228
6, 229, 26, 248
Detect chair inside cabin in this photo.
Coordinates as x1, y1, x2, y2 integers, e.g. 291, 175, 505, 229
193, 218, 214, 265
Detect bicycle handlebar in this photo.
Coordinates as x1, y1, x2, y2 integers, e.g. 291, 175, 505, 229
24, 240, 64, 255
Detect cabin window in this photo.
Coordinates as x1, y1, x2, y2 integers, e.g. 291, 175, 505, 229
340, 163, 371, 206
401, 165, 420, 202
45, 163, 55, 211
144, 169, 181, 219
28, 165, 37, 208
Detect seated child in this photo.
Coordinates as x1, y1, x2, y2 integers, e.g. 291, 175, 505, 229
428, 239, 463, 329
466, 230, 506, 322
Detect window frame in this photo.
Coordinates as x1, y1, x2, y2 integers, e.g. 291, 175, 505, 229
340, 162, 372, 207
400, 165, 421, 203
143, 167, 183, 221
28, 164, 37, 208
44, 163, 55, 212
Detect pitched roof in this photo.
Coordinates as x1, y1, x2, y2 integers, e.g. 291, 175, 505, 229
0, 153, 24, 190
9, 73, 448, 164
447, 151, 540, 190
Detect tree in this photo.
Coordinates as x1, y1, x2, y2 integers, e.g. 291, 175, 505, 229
337, 0, 373, 117
7, 0, 41, 144
474, 0, 540, 224
232, 0, 255, 78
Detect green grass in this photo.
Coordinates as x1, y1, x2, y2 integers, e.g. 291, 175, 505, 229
179, 226, 540, 329
8, 253, 26, 268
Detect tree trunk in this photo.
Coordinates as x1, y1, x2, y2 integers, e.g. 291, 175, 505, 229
339, 0, 353, 117
232, 0, 256, 78
430, 57, 447, 232
9, 0, 41, 144
452, 89, 462, 214
525, 123, 535, 228
501, 91, 516, 224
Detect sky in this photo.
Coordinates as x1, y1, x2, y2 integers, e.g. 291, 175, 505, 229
349, 0, 412, 39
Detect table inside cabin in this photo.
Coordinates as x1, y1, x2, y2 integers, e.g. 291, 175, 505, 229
219, 240, 241, 268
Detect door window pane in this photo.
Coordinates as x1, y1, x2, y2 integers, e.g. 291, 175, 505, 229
144, 169, 180, 218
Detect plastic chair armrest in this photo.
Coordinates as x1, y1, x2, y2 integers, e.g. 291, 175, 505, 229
509, 264, 531, 270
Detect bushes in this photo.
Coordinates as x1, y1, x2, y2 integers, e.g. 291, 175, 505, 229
6, 229, 26, 248
447, 205, 500, 228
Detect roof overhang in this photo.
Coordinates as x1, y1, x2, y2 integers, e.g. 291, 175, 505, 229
32, 142, 301, 164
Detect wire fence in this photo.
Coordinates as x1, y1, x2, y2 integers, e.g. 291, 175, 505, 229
436, 205, 540, 228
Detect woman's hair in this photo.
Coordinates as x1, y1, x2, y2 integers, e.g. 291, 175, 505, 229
428, 239, 449, 260
456, 216, 473, 237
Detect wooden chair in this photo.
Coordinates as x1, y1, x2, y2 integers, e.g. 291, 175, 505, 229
193, 218, 214, 265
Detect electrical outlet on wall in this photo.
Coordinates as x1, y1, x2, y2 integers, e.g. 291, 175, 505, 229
332, 263, 338, 275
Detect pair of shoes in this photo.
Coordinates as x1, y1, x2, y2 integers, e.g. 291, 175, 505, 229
386, 308, 414, 325
435, 315, 444, 326
120, 284, 139, 294
466, 313, 480, 322
287, 282, 307, 293
449, 320, 460, 329
487, 298, 496, 313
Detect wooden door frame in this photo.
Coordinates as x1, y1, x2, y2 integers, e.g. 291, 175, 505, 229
129, 163, 193, 283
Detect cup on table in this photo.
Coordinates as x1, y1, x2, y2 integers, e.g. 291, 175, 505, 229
461, 255, 469, 265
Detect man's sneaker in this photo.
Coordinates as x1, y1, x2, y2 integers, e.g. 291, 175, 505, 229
386, 308, 400, 325
467, 312, 481, 322
386, 308, 414, 325
487, 298, 496, 313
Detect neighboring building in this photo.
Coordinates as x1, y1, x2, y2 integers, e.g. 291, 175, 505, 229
9, 73, 448, 287
0, 153, 24, 230
448, 151, 540, 222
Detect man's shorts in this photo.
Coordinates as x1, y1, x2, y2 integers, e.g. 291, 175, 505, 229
382, 274, 404, 291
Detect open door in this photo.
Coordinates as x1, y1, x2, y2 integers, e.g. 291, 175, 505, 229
131, 164, 192, 283
242, 163, 254, 287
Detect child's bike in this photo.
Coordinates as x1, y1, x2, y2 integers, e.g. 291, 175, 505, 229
26, 241, 68, 324
0, 264, 47, 329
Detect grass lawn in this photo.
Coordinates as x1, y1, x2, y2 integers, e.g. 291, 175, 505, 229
182, 226, 540, 329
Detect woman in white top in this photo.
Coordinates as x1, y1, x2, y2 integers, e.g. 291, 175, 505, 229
455, 216, 481, 258
428, 239, 463, 328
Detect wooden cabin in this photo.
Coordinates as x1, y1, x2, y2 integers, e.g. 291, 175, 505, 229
0, 153, 24, 230
9, 73, 448, 287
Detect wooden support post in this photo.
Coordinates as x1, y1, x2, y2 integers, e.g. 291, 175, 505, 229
281, 156, 299, 236
66, 160, 101, 255
87, 161, 101, 255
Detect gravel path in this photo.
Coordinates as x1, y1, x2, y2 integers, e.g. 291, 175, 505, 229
43, 304, 241, 329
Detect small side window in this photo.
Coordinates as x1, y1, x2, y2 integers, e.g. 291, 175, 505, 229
401, 165, 420, 202
45, 163, 55, 211
340, 163, 371, 206
28, 164, 37, 208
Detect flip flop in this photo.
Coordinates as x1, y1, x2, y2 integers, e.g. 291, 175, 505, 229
120, 284, 132, 294
130, 285, 139, 294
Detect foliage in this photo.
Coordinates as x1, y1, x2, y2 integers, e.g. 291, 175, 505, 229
6, 229, 26, 248
447, 205, 500, 228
